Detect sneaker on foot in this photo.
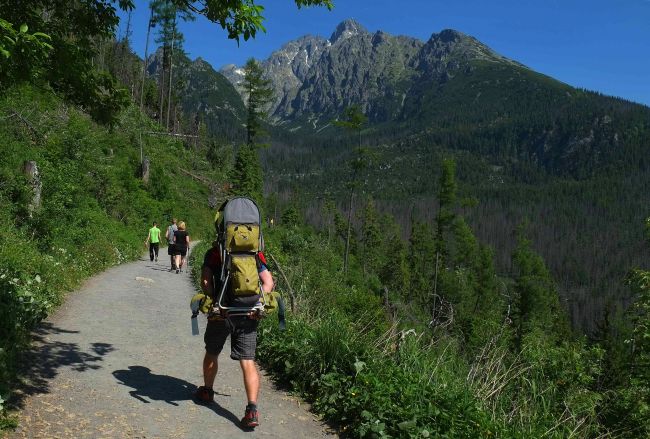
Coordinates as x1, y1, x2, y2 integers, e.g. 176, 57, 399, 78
176, 269, 179, 274
241, 407, 259, 428
193, 386, 214, 404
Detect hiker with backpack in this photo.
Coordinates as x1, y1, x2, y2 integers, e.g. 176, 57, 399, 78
193, 198, 274, 429
166, 218, 178, 271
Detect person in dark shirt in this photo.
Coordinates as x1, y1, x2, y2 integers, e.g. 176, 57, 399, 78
173, 221, 190, 274
165, 218, 178, 272
193, 242, 274, 429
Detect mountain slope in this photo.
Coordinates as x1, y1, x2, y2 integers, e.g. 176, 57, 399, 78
175, 19, 650, 332
147, 50, 246, 140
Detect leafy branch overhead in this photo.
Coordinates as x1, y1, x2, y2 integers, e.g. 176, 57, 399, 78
0, 0, 333, 125
171, 0, 334, 42
0, 19, 52, 85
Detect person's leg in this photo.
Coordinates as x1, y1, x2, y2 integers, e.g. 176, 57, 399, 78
149, 242, 154, 261
230, 318, 260, 427
195, 319, 228, 404
240, 360, 260, 404
203, 353, 219, 388
175, 254, 181, 272
179, 250, 186, 270
154, 243, 159, 261
169, 246, 175, 270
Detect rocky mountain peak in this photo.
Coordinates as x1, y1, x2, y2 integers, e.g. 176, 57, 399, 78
436, 29, 465, 43
330, 19, 367, 44
216, 20, 522, 128
420, 28, 516, 67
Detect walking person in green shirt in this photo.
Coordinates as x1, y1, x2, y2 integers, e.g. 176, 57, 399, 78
145, 222, 162, 262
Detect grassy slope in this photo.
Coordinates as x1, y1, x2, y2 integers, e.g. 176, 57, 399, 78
0, 85, 222, 420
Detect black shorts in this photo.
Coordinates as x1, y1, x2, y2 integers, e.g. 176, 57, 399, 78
204, 317, 258, 360
167, 244, 176, 255
174, 246, 187, 257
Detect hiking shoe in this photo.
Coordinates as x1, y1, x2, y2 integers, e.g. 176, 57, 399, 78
193, 386, 214, 404
176, 269, 180, 274
241, 407, 259, 428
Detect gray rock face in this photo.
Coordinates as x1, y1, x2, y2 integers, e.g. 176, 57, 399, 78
416, 29, 520, 75
218, 19, 519, 129
219, 63, 246, 99
262, 35, 330, 121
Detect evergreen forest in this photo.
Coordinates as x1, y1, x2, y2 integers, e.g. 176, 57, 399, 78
1, 1, 649, 437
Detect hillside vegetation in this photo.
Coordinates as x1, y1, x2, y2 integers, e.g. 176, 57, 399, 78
263, 60, 650, 332
2, 2, 650, 438
0, 85, 218, 423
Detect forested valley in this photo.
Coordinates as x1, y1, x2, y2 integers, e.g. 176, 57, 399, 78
1, 1, 650, 438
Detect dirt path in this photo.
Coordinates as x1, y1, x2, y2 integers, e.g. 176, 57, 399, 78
6, 248, 336, 439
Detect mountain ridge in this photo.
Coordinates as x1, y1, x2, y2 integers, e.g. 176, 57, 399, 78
219, 19, 529, 126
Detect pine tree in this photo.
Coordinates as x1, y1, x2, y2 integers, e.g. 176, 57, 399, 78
436, 158, 457, 262
618, 219, 650, 434
243, 58, 273, 146
230, 144, 263, 203
334, 105, 368, 273
409, 220, 436, 307
511, 224, 570, 351
281, 205, 300, 227
380, 228, 410, 301
322, 196, 337, 245
361, 200, 382, 274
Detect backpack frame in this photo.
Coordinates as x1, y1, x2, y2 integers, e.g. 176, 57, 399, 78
214, 197, 266, 315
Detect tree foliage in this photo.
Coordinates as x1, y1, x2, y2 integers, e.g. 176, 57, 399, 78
230, 143, 263, 202
511, 223, 570, 350
169, 0, 333, 42
0, 19, 52, 86
243, 57, 273, 145
334, 105, 368, 273
1, 0, 135, 124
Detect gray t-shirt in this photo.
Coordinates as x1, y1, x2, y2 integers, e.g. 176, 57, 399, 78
167, 224, 177, 244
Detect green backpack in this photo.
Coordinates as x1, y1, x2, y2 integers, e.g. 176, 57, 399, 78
213, 197, 286, 328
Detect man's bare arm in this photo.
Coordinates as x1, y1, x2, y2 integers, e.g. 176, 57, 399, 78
201, 266, 214, 296
259, 269, 274, 293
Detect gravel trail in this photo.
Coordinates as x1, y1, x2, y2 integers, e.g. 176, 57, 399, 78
7, 248, 336, 439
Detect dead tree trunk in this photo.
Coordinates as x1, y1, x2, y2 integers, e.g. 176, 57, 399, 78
166, 15, 176, 131
23, 161, 41, 216
139, 6, 154, 111
141, 157, 150, 184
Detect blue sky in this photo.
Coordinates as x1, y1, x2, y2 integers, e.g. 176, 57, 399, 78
118, 0, 650, 106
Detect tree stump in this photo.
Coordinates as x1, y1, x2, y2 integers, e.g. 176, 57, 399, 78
141, 157, 150, 184
23, 160, 41, 216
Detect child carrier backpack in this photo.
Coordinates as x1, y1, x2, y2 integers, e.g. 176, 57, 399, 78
215, 197, 265, 313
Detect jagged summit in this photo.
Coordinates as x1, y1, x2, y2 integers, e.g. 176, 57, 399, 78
435, 29, 466, 42
217, 19, 524, 125
330, 19, 367, 43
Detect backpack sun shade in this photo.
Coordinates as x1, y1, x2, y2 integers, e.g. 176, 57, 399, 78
215, 197, 266, 316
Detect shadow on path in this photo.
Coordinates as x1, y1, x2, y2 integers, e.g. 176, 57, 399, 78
10, 322, 114, 409
146, 265, 173, 273
112, 366, 243, 428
